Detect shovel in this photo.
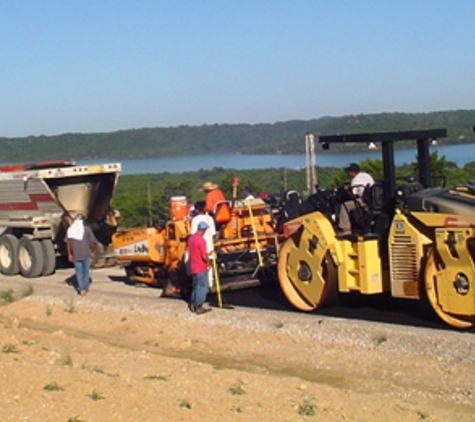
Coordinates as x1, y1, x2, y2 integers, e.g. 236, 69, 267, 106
209, 256, 234, 309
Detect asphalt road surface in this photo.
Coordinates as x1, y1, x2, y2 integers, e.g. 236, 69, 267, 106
1, 265, 472, 333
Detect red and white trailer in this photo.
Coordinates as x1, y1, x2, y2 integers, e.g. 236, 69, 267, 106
0, 160, 121, 278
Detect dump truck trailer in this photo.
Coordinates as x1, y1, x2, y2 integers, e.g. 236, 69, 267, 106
0, 160, 121, 278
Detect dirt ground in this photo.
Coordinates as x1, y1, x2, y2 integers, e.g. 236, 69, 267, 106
0, 268, 474, 422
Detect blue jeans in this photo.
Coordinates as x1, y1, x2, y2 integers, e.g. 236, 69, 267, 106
74, 259, 91, 292
191, 270, 209, 307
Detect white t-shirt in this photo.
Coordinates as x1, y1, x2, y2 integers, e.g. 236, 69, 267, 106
190, 214, 216, 254
351, 172, 374, 197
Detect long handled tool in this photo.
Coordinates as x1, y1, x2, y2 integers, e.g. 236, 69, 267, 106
211, 255, 222, 308
205, 212, 224, 308
245, 198, 264, 277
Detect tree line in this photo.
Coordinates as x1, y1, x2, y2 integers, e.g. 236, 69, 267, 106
1, 109, 474, 162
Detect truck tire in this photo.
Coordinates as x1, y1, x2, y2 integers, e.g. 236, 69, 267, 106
0, 234, 20, 275
18, 238, 44, 278
40, 239, 56, 276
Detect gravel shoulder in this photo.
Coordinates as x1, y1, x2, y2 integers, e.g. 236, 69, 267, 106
0, 267, 474, 421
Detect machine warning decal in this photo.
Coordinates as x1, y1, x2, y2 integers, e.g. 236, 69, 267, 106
394, 220, 405, 233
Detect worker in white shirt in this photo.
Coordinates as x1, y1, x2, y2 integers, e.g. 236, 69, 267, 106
338, 163, 374, 235
190, 201, 216, 287
243, 186, 255, 200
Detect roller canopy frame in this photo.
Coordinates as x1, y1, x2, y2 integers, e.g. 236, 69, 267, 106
319, 129, 448, 204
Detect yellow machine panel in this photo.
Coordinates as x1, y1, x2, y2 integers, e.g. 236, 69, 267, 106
388, 212, 431, 299
113, 227, 165, 264
337, 238, 383, 294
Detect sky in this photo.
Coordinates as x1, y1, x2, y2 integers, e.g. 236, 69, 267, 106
0, 0, 474, 138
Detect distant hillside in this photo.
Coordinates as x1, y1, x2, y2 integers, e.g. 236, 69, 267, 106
1, 109, 474, 162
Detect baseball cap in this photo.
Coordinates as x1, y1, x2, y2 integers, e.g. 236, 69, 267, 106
344, 163, 360, 173
197, 221, 208, 230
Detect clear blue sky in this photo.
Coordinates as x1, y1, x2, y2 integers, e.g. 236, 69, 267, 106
1, 0, 473, 137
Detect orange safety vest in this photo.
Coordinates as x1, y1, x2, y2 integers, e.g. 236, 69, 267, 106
205, 189, 225, 213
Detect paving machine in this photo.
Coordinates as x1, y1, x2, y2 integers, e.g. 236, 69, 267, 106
278, 129, 475, 329
113, 193, 279, 296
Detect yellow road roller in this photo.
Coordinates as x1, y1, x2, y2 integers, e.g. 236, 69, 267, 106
278, 129, 475, 329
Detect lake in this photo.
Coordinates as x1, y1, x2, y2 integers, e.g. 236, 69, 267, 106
76, 143, 475, 175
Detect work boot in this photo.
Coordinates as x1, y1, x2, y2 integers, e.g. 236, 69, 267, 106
188, 302, 197, 313
195, 306, 212, 315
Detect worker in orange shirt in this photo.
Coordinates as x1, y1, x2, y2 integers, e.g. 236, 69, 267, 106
202, 181, 226, 214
